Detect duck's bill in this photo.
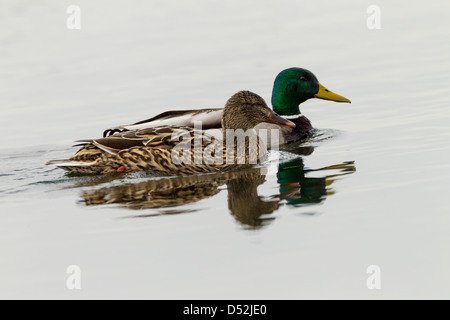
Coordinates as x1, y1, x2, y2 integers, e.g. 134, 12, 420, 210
315, 83, 351, 103
266, 113, 296, 127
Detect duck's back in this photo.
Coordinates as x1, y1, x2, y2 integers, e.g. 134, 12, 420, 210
46, 126, 266, 175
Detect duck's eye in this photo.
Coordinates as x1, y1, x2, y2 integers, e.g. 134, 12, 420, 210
299, 76, 308, 81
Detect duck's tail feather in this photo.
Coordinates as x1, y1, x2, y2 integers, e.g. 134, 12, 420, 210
92, 140, 120, 155
72, 140, 93, 148
45, 159, 93, 167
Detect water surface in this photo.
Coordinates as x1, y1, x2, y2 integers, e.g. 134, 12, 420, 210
1, 0, 450, 299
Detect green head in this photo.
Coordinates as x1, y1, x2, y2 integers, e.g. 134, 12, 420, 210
271, 67, 351, 116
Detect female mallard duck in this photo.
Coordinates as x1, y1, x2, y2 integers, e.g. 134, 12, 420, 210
103, 68, 350, 145
46, 91, 294, 175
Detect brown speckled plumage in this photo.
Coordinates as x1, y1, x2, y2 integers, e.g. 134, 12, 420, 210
46, 91, 294, 176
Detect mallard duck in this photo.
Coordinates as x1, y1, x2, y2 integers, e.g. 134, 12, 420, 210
46, 91, 294, 175
103, 68, 350, 145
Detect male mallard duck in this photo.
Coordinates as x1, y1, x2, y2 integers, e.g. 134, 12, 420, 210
103, 68, 350, 145
46, 91, 294, 175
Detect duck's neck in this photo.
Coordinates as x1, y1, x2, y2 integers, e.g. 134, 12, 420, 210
271, 82, 306, 117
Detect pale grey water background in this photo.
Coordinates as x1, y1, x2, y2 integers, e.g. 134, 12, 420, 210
1, 0, 450, 299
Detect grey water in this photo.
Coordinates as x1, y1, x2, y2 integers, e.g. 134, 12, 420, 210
1, 0, 450, 299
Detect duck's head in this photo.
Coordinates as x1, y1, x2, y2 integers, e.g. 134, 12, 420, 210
271, 67, 351, 116
222, 91, 295, 131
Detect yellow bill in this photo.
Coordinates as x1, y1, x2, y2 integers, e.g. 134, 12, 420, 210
315, 83, 351, 103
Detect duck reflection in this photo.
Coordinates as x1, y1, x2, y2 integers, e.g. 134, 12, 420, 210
81, 169, 260, 210
277, 158, 355, 207
80, 155, 355, 228
225, 169, 279, 228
